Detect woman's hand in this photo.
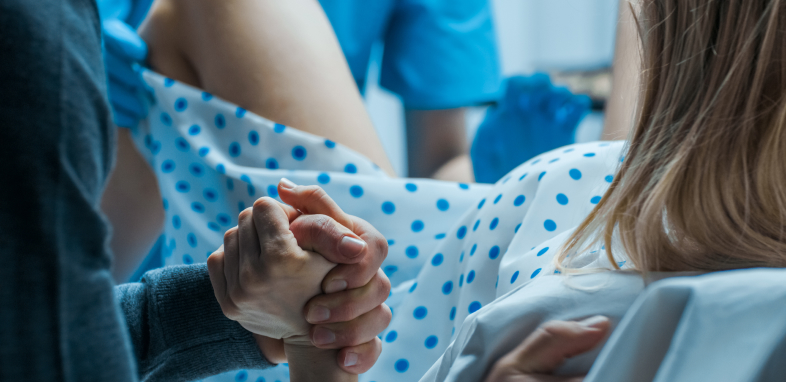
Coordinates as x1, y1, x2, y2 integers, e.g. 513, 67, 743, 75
484, 316, 611, 382
277, 179, 392, 374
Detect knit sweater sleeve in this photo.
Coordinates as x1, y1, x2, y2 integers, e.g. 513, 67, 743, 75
114, 264, 275, 381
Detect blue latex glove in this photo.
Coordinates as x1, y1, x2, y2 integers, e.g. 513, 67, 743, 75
471, 74, 592, 184
102, 18, 150, 129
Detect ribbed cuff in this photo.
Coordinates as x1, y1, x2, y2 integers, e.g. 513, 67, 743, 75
140, 264, 273, 381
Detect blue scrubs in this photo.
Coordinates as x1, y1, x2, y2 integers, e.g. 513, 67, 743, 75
319, 0, 502, 109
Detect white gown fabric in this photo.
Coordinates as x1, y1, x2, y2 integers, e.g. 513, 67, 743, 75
584, 268, 786, 382
135, 70, 629, 382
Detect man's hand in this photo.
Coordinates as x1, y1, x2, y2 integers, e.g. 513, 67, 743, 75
484, 316, 611, 382
277, 178, 391, 374
207, 197, 338, 344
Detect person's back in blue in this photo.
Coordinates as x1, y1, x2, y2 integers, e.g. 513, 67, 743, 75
319, 0, 502, 181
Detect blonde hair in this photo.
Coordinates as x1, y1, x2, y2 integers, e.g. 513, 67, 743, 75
558, 0, 786, 273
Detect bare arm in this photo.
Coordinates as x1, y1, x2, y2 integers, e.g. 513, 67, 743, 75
102, 129, 164, 283
601, 0, 641, 141
139, 0, 395, 174
405, 108, 474, 182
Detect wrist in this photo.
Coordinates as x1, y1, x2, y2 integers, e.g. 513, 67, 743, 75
253, 334, 287, 365
284, 343, 356, 382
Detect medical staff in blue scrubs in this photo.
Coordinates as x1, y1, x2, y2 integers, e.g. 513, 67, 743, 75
319, 0, 502, 179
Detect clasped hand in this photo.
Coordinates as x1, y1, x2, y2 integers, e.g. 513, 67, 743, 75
207, 179, 391, 373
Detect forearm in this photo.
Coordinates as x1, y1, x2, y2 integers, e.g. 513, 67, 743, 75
115, 264, 274, 381
102, 128, 164, 283
285, 344, 356, 382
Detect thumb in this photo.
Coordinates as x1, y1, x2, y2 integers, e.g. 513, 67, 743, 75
506, 316, 611, 375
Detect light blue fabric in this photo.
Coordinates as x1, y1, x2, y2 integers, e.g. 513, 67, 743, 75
585, 268, 786, 382
319, 0, 502, 109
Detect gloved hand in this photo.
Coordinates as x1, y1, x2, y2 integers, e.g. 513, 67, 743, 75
471, 74, 592, 184
102, 18, 150, 129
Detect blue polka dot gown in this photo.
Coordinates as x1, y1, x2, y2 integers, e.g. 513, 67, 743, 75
134, 71, 625, 382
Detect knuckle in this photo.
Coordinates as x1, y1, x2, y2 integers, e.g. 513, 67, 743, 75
223, 227, 237, 242
252, 196, 277, 211
238, 207, 253, 221
378, 304, 392, 328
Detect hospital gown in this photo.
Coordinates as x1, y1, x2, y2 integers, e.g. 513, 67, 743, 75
133, 70, 628, 382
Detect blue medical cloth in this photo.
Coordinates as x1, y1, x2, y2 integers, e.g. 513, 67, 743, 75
319, 0, 502, 109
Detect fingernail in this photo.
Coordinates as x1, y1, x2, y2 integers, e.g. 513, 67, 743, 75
279, 178, 297, 189
307, 305, 330, 323
312, 327, 336, 345
325, 279, 348, 293
339, 236, 366, 258
344, 352, 358, 367
578, 315, 609, 328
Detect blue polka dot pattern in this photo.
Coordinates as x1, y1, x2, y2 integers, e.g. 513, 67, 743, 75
292, 146, 307, 161
468, 301, 482, 314
175, 138, 190, 152
273, 123, 286, 133
175, 181, 190, 193
215, 114, 226, 129
350, 185, 364, 198
163, 78, 175, 87
161, 113, 172, 126
437, 199, 450, 211
172, 215, 181, 229
234, 370, 247, 382
188, 124, 201, 135
605, 175, 614, 183
467, 270, 476, 284
405, 183, 418, 192
477, 199, 486, 209
431, 254, 444, 266
216, 164, 225, 174
198, 147, 209, 157
510, 271, 519, 284
470, 244, 478, 256
413, 306, 428, 319
203, 188, 218, 202
538, 172, 546, 181
450, 307, 457, 320
317, 173, 330, 184
235, 107, 247, 118
591, 196, 602, 204
406, 246, 419, 259
494, 194, 503, 204
201, 92, 213, 101
382, 201, 396, 214
489, 218, 499, 230
569, 168, 582, 180
584, 152, 596, 157
174, 97, 188, 112
537, 247, 550, 257
411, 220, 424, 232
395, 359, 409, 373
161, 160, 175, 173
217, 214, 231, 226
544, 219, 557, 232
189, 163, 204, 177
531, 268, 542, 278
183, 254, 194, 264
473, 219, 481, 231
442, 281, 453, 295
187, 233, 198, 248
489, 246, 500, 259
265, 158, 278, 169
267, 185, 278, 198
556, 193, 569, 205
514, 195, 526, 206
386, 331, 398, 343
424, 336, 438, 349
344, 163, 357, 173
324, 139, 336, 148
191, 202, 205, 213
248, 131, 259, 145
